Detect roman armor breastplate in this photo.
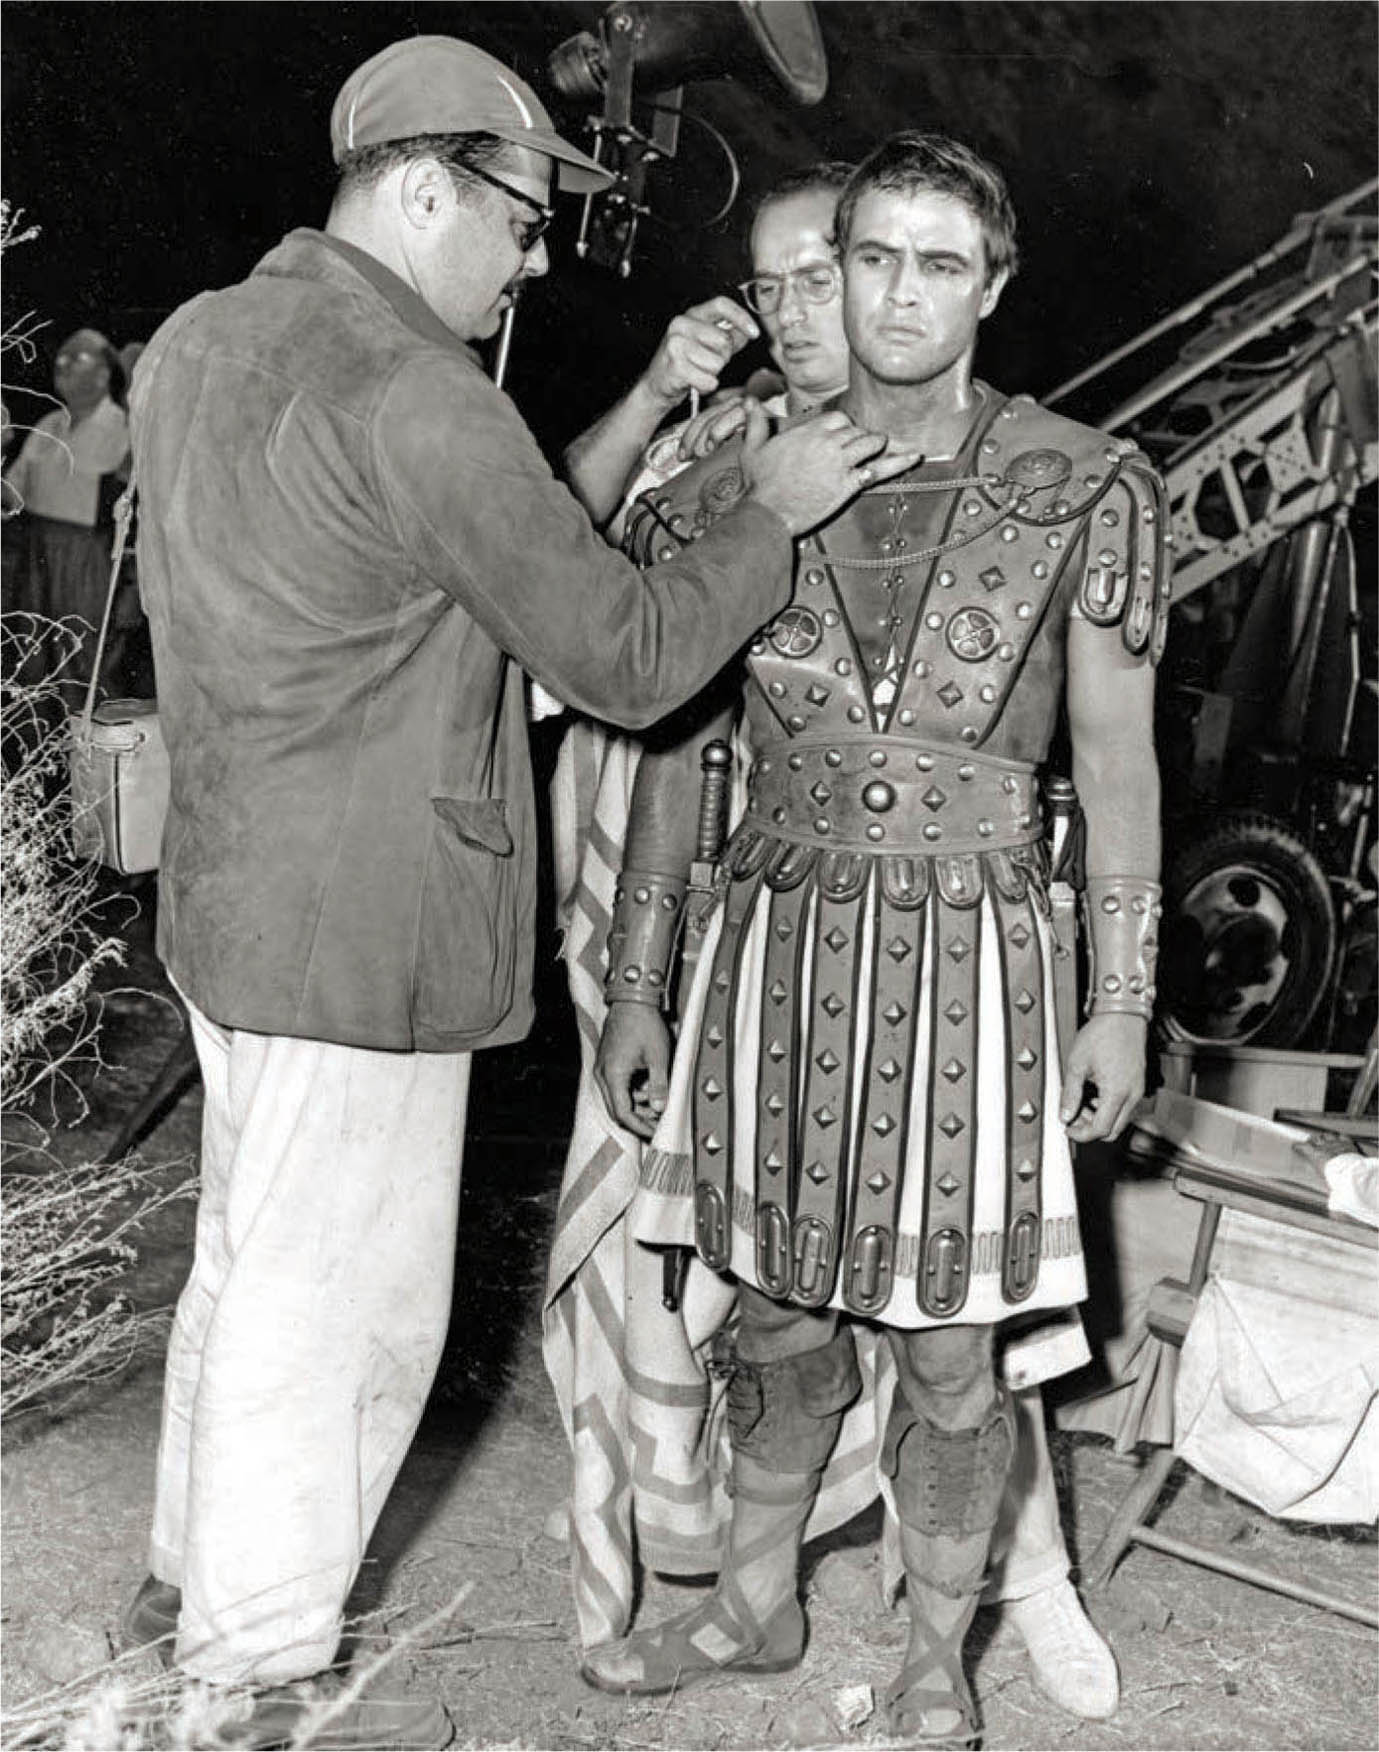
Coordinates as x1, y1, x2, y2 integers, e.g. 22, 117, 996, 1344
624, 390, 1170, 1318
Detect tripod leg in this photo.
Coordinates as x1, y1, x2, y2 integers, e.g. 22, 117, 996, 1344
1083, 1446, 1180, 1590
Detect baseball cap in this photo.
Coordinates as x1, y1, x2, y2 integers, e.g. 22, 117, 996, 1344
330, 35, 613, 194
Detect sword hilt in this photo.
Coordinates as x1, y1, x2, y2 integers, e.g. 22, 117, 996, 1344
695, 739, 733, 866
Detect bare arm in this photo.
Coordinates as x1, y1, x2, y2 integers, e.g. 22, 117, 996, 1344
1059, 616, 1161, 1142
563, 297, 758, 525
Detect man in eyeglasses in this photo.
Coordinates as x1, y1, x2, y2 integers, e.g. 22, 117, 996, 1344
122, 35, 917, 1748
580, 132, 1166, 1746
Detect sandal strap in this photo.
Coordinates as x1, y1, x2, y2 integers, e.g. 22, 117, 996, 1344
887, 1598, 980, 1744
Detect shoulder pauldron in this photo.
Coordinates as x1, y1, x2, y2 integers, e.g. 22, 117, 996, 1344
971, 395, 1171, 664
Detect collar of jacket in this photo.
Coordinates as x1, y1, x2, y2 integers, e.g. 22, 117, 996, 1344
255, 227, 483, 362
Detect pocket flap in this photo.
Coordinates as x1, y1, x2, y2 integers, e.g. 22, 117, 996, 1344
432, 796, 513, 857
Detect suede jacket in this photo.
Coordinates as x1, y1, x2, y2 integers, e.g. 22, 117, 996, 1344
130, 229, 790, 1052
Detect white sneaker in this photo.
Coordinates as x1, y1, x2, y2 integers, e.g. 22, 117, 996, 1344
1006, 1578, 1120, 1720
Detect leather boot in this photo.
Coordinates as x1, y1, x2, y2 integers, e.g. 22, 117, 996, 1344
883, 1387, 1016, 1748
580, 1327, 860, 1695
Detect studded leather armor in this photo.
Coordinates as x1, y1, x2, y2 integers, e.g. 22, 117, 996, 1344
624, 387, 1168, 1321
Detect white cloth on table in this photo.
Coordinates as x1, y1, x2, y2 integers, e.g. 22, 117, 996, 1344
1174, 1205, 1379, 1523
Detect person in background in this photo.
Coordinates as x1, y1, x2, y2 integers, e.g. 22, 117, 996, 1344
119, 33, 915, 1751
2, 328, 130, 693
582, 133, 1166, 1746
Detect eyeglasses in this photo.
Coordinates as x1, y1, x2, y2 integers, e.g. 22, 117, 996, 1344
737, 261, 841, 317
459, 162, 555, 253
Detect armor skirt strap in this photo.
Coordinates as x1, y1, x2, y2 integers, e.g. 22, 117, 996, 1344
693, 861, 768, 1271
790, 875, 870, 1307
753, 871, 816, 1297
917, 884, 983, 1318
990, 880, 1047, 1302
840, 886, 928, 1317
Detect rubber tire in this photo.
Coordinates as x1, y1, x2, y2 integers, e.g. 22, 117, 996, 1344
1159, 813, 1336, 1048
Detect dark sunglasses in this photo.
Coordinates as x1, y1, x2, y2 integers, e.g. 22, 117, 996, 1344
460, 162, 555, 253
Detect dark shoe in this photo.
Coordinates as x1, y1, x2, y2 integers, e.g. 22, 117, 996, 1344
215, 1674, 452, 1750
121, 1575, 180, 1659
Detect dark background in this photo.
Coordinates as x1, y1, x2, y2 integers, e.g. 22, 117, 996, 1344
3, 1, 1375, 448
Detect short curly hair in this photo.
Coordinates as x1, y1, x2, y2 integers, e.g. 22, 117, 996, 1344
834, 132, 1018, 283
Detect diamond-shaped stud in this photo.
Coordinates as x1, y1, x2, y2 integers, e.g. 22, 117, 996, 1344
866, 1170, 892, 1195
766, 1037, 787, 1063
938, 1113, 966, 1139
922, 785, 948, 812
872, 1112, 896, 1137
1016, 1045, 1038, 1071
824, 926, 850, 953
1016, 1158, 1038, 1182
702, 1132, 723, 1155
764, 1147, 785, 1173
714, 970, 731, 992
980, 565, 1007, 592
701, 1076, 723, 1099
810, 782, 831, 806
1009, 922, 1031, 948
938, 680, 964, 709
1014, 988, 1036, 1014
886, 936, 912, 962
769, 978, 789, 1004
805, 684, 831, 707
813, 1105, 838, 1129
941, 1058, 966, 1084
877, 1058, 902, 1083
774, 917, 794, 940
945, 1000, 969, 1026
706, 1024, 724, 1047
766, 1092, 785, 1116
937, 1172, 960, 1196
805, 1160, 831, 1184
816, 1047, 841, 1074
821, 992, 846, 1018
946, 934, 971, 963
882, 1000, 908, 1026
1018, 1099, 1039, 1123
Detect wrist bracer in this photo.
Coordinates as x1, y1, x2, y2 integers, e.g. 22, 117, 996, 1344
605, 869, 687, 1008
1084, 876, 1162, 1020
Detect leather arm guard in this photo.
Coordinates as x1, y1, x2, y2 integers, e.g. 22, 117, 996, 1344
604, 868, 687, 1008
1084, 874, 1163, 1019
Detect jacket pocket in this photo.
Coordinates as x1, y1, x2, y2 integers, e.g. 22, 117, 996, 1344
413, 796, 516, 1037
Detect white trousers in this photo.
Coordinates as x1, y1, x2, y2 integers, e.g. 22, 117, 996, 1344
986, 1386, 1070, 1602
149, 997, 470, 1684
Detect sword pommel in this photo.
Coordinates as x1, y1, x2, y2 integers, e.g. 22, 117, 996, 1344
695, 739, 733, 866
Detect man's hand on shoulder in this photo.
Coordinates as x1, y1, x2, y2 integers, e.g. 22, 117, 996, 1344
741, 407, 922, 537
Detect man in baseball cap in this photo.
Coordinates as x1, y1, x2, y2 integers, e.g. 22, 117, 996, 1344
330, 34, 611, 191
121, 30, 914, 1750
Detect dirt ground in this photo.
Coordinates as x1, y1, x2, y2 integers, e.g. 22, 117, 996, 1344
3, 875, 1377, 1752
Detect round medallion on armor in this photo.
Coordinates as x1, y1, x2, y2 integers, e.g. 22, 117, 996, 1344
1005, 448, 1071, 490
766, 605, 824, 658
945, 606, 1001, 662
699, 467, 747, 516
